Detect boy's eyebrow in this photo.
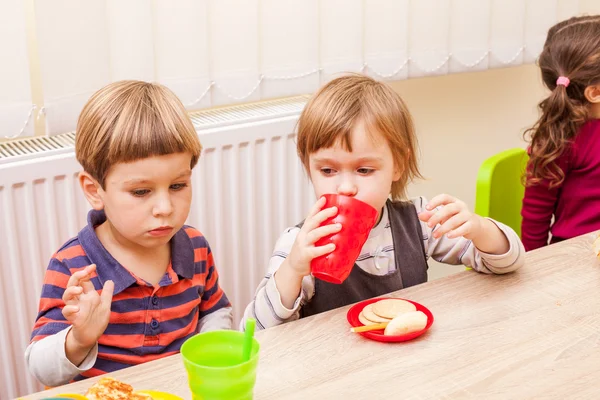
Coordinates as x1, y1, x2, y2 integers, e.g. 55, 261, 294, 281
174, 170, 193, 179
123, 170, 192, 185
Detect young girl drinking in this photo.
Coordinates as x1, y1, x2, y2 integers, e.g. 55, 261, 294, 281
242, 74, 524, 329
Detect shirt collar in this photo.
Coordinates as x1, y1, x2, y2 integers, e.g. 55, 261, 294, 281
78, 209, 195, 295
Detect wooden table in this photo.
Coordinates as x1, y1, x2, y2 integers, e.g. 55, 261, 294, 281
25, 232, 600, 399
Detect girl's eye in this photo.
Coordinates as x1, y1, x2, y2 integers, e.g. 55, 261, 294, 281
320, 168, 335, 176
131, 189, 150, 197
170, 183, 188, 191
357, 168, 374, 175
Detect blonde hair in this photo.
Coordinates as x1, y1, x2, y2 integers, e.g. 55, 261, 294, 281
297, 74, 422, 200
75, 80, 202, 188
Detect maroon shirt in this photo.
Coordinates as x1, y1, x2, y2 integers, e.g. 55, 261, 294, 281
522, 119, 600, 251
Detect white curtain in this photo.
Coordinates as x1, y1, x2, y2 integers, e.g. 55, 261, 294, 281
153, 0, 211, 109
320, 0, 364, 83
490, 0, 526, 68
27, 0, 587, 136
409, 0, 451, 77
364, 0, 409, 80
524, 0, 582, 63
35, 0, 111, 136
1, 0, 34, 138
261, 0, 320, 98
450, 0, 491, 73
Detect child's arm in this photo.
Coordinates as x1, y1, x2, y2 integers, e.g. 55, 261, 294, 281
240, 198, 339, 330
521, 144, 571, 251
25, 327, 98, 387
416, 196, 525, 274
521, 180, 561, 251
26, 262, 114, 386
240, 228, 315, 330
197, 246, 233, 332
521, 184, 559, 251
275, 198, 340, 308
198, 307, 233, 331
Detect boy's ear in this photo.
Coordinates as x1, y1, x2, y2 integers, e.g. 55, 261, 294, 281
584, 84, 600, 104
79, 171, 104, 210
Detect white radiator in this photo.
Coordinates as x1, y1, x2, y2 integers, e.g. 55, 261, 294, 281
0, 96, 313, 399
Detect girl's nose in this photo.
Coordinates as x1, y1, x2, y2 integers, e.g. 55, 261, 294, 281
337, 179, 357, 197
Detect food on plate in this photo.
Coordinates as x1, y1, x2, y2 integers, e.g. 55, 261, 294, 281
84, 377, 153, 400
358, 311, 379, 326
361, 303, 391, 323
383, 311, 428, 336
372, 298, 417, 319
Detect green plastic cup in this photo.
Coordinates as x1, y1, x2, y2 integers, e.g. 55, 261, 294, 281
181, 330, 260, 400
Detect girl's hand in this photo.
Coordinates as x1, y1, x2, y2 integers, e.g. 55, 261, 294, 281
286, 197, 342, 278
418, 194, 483, 240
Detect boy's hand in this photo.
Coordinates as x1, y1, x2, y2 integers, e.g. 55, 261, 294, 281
287, 196, 342, 277
418, 194, 483, 240
62, 264, 114, 350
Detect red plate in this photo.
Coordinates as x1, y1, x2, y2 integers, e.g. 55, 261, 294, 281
347, 297, 434, 342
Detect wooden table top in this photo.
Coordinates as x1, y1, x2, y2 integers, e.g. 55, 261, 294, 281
24, 231, 600, 399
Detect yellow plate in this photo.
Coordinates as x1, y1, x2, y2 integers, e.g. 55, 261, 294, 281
135, 390, 183, 400
52, 391, 181, 400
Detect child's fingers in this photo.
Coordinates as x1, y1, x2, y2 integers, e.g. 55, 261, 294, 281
446, 222, 471, 239
66, 270, 88, 288
66, 264, 96, 288
425, 194, 456, 210
81, 279, 96, 295
101, 280, 115, 304
418, 210, 435, 223
434, 213, 469, 238
308, 243, 336, 259
62, 286, 83, 305
306, 197, 327, 220
426, 203, 460, 228
306, 223, 342, 244
62, 305, 80, 320
304, 206, 338, 232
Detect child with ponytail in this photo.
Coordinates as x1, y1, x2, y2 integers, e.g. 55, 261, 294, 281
522, 15, 600, 251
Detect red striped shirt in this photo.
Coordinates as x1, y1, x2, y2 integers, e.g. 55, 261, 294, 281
30, 210, 230, 380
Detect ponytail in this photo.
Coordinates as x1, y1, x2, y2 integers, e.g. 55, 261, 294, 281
525, 82, 588, 188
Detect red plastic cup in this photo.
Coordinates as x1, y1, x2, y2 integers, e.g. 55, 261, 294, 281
311, 194, 378, 284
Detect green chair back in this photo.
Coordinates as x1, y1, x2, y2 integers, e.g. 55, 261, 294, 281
474, 148, 528, 237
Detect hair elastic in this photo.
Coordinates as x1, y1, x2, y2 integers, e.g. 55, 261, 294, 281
556, 76, 570, 87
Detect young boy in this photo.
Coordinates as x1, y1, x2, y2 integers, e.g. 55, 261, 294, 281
242, 74, 525, 329
25, 81, 232, 386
